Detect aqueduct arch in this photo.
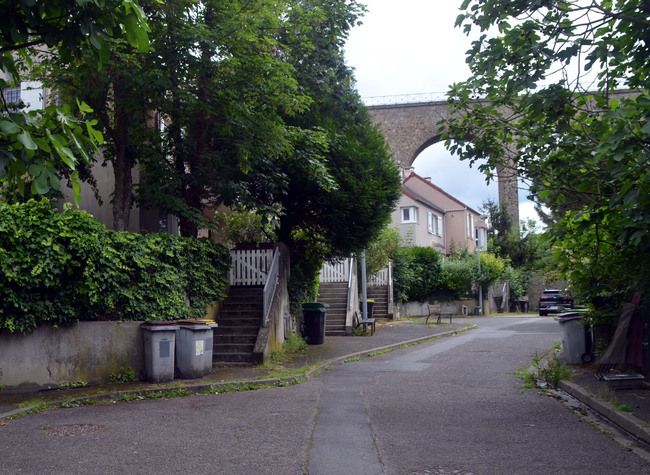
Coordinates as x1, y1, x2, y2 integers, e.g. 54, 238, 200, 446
368, 100, 520, 226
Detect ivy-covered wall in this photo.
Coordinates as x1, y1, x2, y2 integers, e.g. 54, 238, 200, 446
0, 199, 231, 333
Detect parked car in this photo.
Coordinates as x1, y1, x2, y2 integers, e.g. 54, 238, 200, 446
539, 289, 573, 316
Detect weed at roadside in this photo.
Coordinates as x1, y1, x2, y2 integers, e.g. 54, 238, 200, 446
109, 366, 135, 384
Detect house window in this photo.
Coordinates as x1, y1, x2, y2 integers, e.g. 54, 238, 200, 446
437, 215, 443, 237
466, 212, 474, 238
427, 212, 434, 234
2, 85, 21, 112
401, 207, 417, 223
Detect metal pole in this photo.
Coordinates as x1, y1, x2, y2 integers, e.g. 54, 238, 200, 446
478, 239, 483, 315
477, 215, 488, 315
361, 250, 368, 319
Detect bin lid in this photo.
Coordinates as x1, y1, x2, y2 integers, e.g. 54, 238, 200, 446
140, 322, 178, 331
177, 321, 212, 330
302, 302, 330, 309
554, 311, 584, 323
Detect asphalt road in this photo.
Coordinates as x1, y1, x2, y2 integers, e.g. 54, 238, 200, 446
2, 317, 649, 474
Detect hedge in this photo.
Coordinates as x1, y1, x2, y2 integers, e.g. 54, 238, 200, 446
0, 199, 230, 332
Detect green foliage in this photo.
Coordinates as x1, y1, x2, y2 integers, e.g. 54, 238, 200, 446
501, 266, 529, 299
364, 227, 402, 276
538, 356, 572, 389
0, 0, 150, 204
478, 252, 506, 290
406, 247, 444, 302
437, 257, 476, 301
0, 199, 230, 332
215, 211, 276, 248
391, 247, 416, 304
393, 246, 452, 303
392, 245, 506, 303
445, 0, 650, 321
482, 198, 550, 271
60, 380, 88, 389
109, 366, 135, 384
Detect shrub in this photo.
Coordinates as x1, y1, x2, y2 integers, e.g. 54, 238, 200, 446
392, 246, 506, 303
0, 199, 230, 332
392, 246, 443, 303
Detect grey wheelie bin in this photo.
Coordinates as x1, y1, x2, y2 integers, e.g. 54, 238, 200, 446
141, 322, 178, 382
555, 311, 592, 364
175, 321, 214, 379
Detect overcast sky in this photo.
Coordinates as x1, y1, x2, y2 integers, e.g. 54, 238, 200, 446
344, 0, 539, 224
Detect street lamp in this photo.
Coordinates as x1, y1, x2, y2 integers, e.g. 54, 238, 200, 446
477, 215, 488, 315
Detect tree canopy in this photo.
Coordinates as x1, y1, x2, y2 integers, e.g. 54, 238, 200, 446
0, 0, 150, 205
443, 0, 650, 312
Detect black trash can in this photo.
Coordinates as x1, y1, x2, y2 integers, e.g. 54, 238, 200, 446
303, 302, 329, 345
365, 299, 375, 319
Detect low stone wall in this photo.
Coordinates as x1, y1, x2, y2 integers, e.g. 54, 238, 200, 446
397, 299, 478, 318
0, 321, 144, 389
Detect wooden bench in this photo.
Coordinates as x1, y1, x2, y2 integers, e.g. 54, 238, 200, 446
353, 310, 376, 335
426, 304, 453, 324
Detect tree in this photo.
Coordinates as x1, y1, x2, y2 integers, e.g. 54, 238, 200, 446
481, 198, 550, 270
443, 0, 650, 312
265, 0, 401, 306
135, 0, 320, 238
38, 32, 162, 230
364, 227, 402, 276
0, 0, 150, 206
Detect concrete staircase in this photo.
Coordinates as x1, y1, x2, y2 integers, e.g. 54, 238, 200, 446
317, 282, 348, 336
212, 286, 263, 365
367, 286, 390, 319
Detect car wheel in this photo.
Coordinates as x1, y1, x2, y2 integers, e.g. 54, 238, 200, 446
581, 353, 593, 363
539, 310, 547, 316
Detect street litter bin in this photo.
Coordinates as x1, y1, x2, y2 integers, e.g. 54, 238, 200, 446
141, 322, 178, 383
175, 321, 214, 379
518, 298, 529, 313
555, 311, 592, 364
303, 302, 329, 345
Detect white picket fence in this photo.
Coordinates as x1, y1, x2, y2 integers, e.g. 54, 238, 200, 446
368, 267, 389, 286
229, 249, 274, 286
319, 259, 351, 283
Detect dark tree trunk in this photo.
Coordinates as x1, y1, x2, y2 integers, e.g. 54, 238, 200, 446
111, 75, 135, 232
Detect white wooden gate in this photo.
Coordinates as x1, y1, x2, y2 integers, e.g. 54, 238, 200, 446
319, 259, 351, 283
229, 249, 273, 286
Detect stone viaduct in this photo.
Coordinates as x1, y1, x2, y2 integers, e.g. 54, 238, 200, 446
367, 90, 637, 229
367, 99, 520, 226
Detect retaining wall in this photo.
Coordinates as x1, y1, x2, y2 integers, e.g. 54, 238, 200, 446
0, 321, 144, 389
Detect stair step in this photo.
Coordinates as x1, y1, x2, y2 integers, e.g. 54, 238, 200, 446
212, 334, 257, 344
212, 285, 264, 367
219, 316, 263, 325
213, 344, 255, 353
213, 352, 255, 363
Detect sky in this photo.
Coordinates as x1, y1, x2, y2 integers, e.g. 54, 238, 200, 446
344, 0, 539, 224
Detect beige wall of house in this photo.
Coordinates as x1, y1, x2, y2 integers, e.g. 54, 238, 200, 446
57, 157, 143, 233
392, 193, 446, 252
395, 167, 488, 255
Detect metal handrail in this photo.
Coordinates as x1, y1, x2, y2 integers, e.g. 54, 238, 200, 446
262, 248, 280, 326
347, 256, 355, 311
